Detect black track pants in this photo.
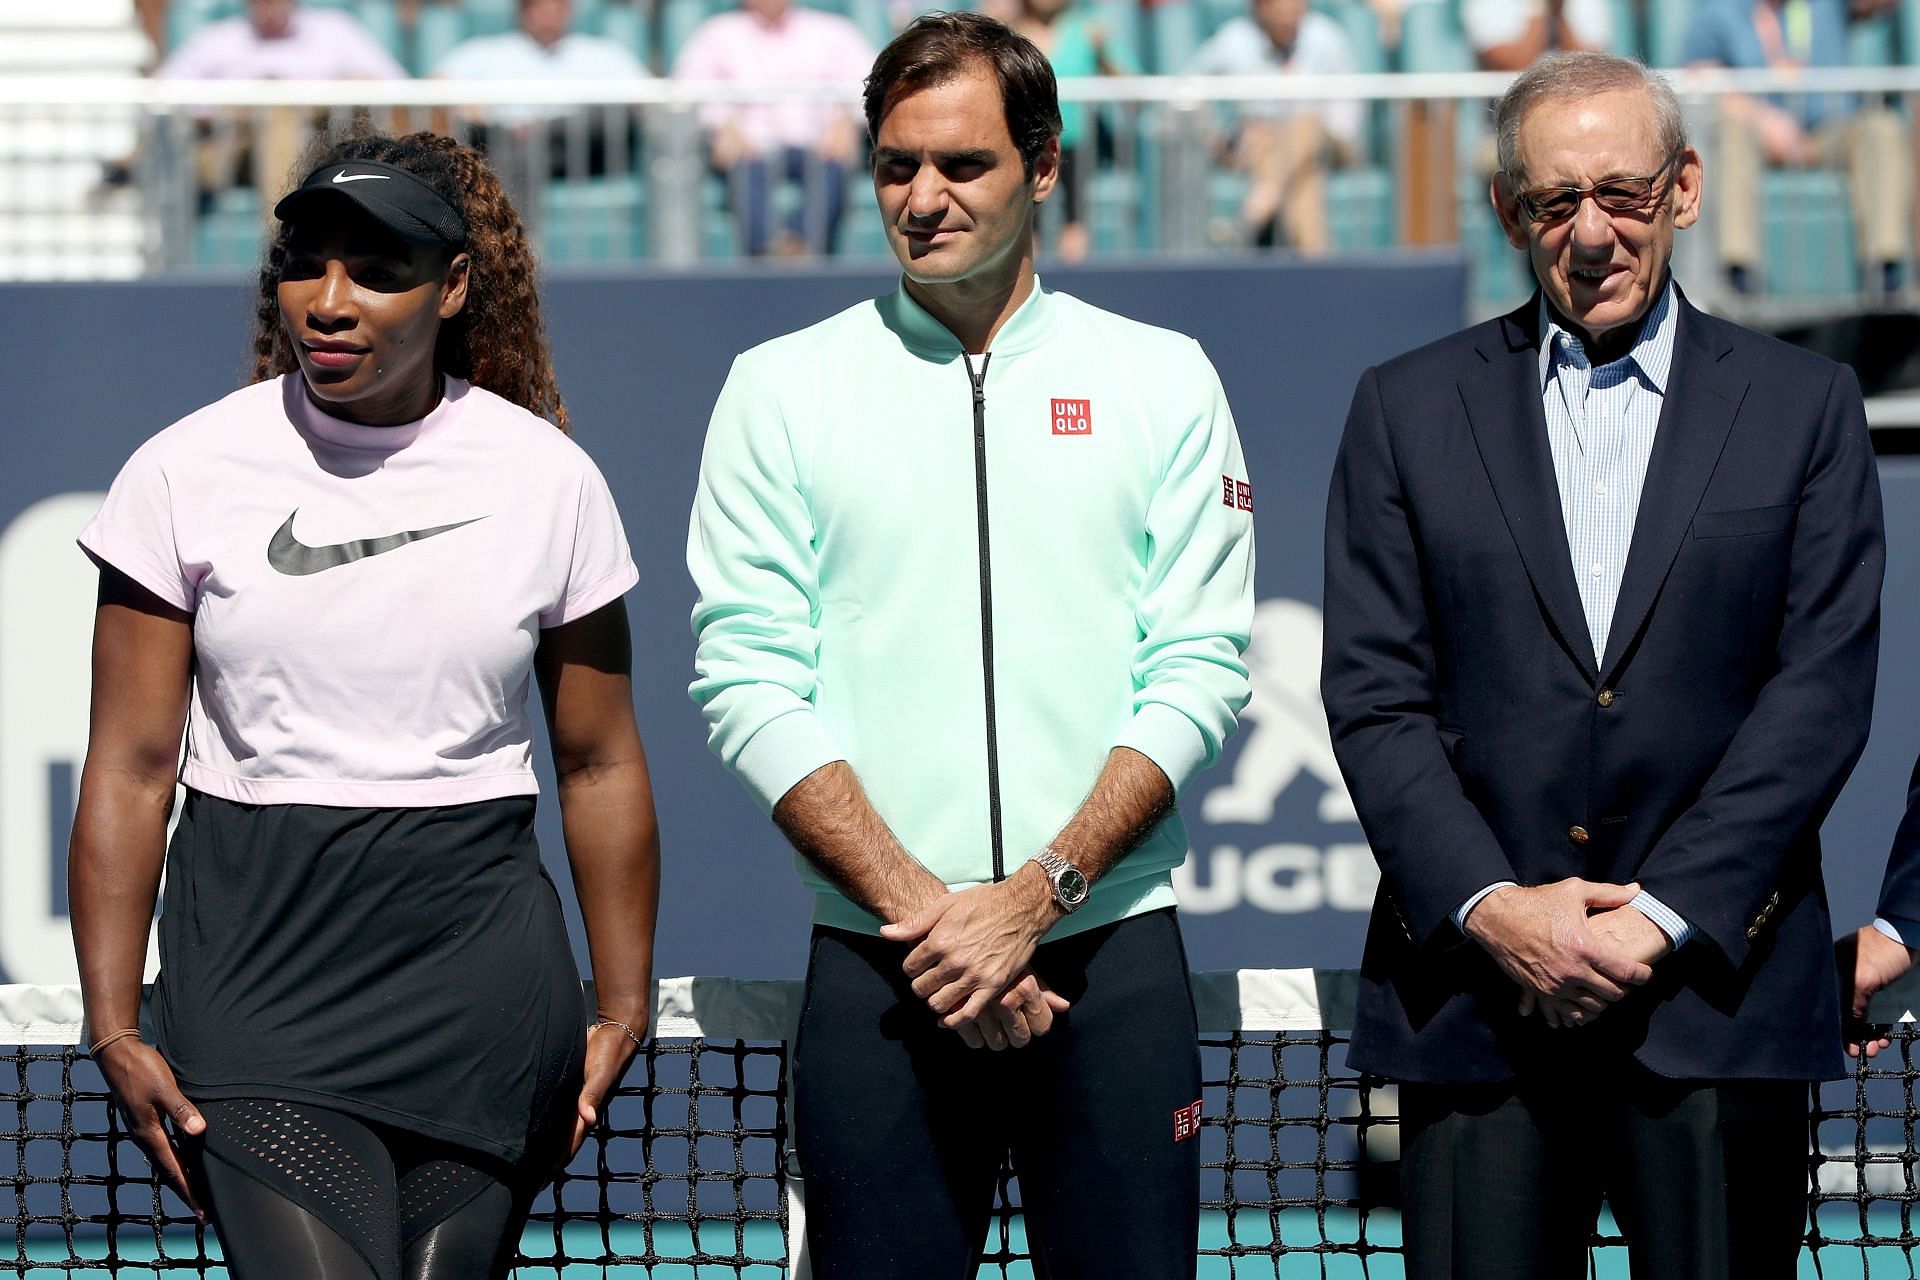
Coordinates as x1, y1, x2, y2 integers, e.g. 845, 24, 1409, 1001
792, 908, 1203, 1280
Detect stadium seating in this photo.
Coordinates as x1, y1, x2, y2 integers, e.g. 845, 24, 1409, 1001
95, 0, 1920, 313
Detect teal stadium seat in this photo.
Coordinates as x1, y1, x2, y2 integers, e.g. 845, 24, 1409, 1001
846, 0, 897, 50
351, 0, 403, 62
460, 0, 519, 38
1085, 167, 1146, 252
1091, 0, 1146, 67
1398, 0, 1474, 71
1645, 0, 1693, 66
1759, 168, 1860, 299
660, 0, 717, 68
592, 2, 654, 65
1147, 0, 1200, 71
167, 0, 225, 51
540, 175, 649, 263
1605, 0, 1641, 58
1848, 9, 1897, 65
1458, 171, 1532, 308
413, 3, 468, 73
193, 188, 268, 268
1321, 0, 1388, 72
838, 173, 894, 259
1327, 166, 1394, 250
1196, 0, 1245, 37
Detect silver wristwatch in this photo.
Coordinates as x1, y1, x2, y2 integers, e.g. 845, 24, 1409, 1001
1035, 848, 1090, 913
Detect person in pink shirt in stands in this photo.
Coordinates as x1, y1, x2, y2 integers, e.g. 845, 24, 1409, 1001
154, 0, 407, 212
154, 0, 406, 82
672, 0, 875, 256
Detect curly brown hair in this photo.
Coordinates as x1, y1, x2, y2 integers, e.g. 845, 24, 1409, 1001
248, 129, 568, 432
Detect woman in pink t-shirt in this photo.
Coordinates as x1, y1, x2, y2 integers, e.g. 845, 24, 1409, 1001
70, 131, 660, 1280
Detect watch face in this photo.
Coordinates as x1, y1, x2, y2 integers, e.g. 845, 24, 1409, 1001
1057, 867, 1090, 905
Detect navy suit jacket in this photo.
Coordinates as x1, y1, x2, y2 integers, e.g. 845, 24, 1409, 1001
1877, 759, 1920, 931
1321, 289, 1884, 1084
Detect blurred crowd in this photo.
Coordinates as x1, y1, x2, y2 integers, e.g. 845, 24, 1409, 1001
130, 0, 1914, 281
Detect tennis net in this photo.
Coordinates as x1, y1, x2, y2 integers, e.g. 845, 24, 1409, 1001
6, 970, 1920, 1276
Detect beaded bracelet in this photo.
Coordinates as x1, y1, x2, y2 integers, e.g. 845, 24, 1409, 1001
88, 1028, 141, 1057
590, 1016, 645, 1050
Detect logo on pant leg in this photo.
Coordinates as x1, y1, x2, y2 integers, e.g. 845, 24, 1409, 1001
1173, 1099, 1203, 1141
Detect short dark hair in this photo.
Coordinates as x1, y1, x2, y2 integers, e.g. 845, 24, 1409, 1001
863, 11, 1062, 174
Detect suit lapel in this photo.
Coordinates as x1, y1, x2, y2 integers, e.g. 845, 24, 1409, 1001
1459, 299, 1597, 683
1598, 301, 1746, 682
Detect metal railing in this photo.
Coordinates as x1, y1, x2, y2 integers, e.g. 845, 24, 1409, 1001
2, 68, 1916, 320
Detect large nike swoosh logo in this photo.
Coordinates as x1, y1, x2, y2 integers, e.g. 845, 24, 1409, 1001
332, 170, 391, 184
267, 511, 485, 577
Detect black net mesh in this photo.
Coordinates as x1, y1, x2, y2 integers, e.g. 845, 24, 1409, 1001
7, 1000, 1920, 1276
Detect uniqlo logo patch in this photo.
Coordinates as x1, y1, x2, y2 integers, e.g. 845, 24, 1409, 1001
1223, 476, 1253, 512
1173, 1100, 1203, 1142
1051, 398, 1092, 436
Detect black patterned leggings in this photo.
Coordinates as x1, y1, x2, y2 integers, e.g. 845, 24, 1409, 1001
189, 1097, 555, 1280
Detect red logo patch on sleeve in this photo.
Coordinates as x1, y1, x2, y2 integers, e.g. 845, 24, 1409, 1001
1051, 398, 1092, 436
1236, 480, 1254, 512
1222, 476, 1236, 507
1173, 1099, 1203, 1142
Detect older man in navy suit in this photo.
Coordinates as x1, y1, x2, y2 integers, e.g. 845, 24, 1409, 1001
1322, 51, 1884, 1280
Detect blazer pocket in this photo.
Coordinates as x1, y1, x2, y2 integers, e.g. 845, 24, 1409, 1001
1691, 503, 1798, 539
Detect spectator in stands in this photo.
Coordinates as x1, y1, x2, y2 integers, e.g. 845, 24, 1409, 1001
1685, 0, 1911, 294
1011, 0, 1135, 261
154, 0, 404, 81
673, 0, 875, 256
1186, 0, 1362, 254
153, 0, 406, 206
1463, 0, 1612, 70
435, 0, 651, 181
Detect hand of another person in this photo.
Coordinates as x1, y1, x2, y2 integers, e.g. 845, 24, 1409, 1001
558, 1018, 645, 1176
1463, 879, 1655, 1029
95, 1038, 206, 1218
951, 969, 1073, 1051
1757, 107, 1810, 166
881, 872, 1057, 1030
711, 122, 752, 170
817, 116, 859, 167
1837, 925, 1917, 1058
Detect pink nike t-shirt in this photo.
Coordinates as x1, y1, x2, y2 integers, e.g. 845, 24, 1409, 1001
79, 376, 639, 807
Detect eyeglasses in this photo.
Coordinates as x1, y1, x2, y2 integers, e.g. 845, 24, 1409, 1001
1512, 153, 1681, 224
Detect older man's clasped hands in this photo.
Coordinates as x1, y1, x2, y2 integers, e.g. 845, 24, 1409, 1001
1463, 880, 1671, 1028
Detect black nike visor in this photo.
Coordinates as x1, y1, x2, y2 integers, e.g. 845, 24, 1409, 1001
274, 160, 469, 249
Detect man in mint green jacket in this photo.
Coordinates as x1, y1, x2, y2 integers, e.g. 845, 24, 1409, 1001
687, 13, 1254, 1276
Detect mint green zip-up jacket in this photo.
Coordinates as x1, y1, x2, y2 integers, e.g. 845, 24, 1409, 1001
688, 280, 1255, 940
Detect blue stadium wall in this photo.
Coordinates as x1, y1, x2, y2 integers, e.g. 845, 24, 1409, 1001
2, 255, 1915, 986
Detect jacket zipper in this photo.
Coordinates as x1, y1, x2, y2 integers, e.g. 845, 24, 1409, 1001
964, 353, 1006, 883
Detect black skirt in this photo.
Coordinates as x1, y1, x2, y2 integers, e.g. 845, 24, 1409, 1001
152, 790, 587, 1163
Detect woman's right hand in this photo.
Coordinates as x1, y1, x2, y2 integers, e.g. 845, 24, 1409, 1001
95, 1038, 207, 1219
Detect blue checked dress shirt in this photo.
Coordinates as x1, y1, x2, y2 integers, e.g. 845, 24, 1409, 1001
1456, 283, 1695, 949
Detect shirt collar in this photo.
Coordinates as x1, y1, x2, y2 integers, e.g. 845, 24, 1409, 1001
1536, 275, 1676, 393
877, 274, 1059, 359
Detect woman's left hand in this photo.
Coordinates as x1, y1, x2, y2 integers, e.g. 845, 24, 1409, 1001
558, 1019, 644, 1173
